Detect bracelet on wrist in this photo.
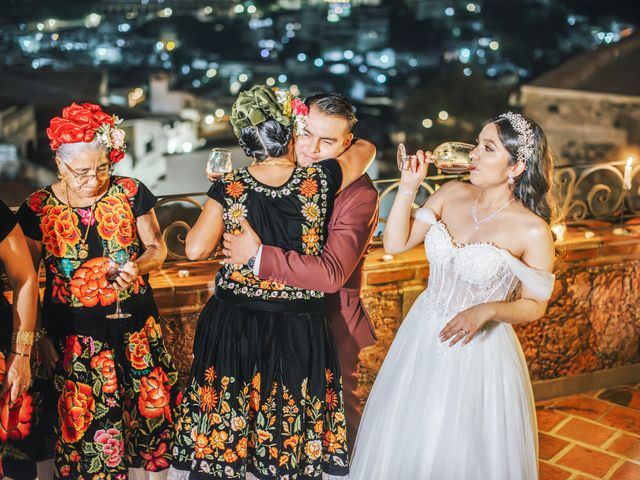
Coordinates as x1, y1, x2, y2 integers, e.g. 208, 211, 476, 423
11, 330, 35, 347
10, 350, 30, 358
398, 187, 418, 195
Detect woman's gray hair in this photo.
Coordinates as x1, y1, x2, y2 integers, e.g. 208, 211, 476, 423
56, 138, 106, 165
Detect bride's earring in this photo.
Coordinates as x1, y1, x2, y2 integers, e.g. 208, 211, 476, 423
507, 175, 515, 185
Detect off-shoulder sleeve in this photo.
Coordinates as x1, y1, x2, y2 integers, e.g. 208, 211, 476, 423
413, 207, 437, 225
498, 249, 555, 300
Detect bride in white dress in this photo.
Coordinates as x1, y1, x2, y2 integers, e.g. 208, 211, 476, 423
349, 113, 556, 480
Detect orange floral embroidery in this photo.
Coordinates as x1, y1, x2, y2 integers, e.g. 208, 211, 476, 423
194, 434, 212, 459
325, 369, 334, 383
299, 178, 318, 198
236, 437, 248, 458
209, 430, 228, 450
198, 386, 219, 412
95, 194, 135, 247
0, 393, 34, 441
69, 258, 117, 307
223, 448, 238, 463
325, 388, 338, 411
58, 381, 95, 443
144, 316, 162, 343
40, 204, 80, 257
225, 181, 245, 199
204, 366, 216, 384
302, 228, 319, 245
90, 350, 118, 394
138, 367, 172, 421
126, 330, 151, 370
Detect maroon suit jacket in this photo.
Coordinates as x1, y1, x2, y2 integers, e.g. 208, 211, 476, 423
258, 174, 379, 349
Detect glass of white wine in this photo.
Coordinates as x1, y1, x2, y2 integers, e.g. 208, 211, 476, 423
105, 250, 132, 320
397, 142, 476, 173
206, 148, 233, 175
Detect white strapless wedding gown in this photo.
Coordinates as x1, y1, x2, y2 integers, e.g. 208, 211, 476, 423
349, 208, 555, 480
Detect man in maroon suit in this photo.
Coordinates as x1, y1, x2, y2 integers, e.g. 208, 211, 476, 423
222, 93, 379, 452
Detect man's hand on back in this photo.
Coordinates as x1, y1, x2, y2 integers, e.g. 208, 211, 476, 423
221, 218, 262, 265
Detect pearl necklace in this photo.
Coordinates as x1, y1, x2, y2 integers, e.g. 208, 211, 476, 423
471, 191, 515, 231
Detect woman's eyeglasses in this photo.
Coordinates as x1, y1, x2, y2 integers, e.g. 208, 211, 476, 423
64, 162, 114, 185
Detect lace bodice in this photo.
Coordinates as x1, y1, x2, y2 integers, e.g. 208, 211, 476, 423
415, 208, 555, 317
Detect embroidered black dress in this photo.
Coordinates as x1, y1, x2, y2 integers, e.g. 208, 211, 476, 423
171, 161, 349, 479
16, 177, 181, 479
0, 199, 54, 480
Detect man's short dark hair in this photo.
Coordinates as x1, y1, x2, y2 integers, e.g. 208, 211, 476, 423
305, 93, 357, 130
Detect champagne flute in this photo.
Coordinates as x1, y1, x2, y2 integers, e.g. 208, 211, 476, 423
397, 142, 476, 173
206, 148, 233, 176
105, 250, 132, 319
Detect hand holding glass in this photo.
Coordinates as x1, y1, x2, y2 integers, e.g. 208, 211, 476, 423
397, 142, 476, 173
105, 250, 132, 319
206, 148, 233, 175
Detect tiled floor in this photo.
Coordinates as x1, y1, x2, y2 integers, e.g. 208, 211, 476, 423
538, 384, 640, 479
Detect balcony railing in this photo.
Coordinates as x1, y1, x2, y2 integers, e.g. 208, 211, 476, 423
154, 161, 640, 261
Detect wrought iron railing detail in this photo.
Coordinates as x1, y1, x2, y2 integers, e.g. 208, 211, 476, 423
154, 162, 639, 261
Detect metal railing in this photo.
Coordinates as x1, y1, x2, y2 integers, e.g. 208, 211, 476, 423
148, 161, 640, 261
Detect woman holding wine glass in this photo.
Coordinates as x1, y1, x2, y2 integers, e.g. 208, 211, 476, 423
16, 103, 180, 479
349, 113, 556, 479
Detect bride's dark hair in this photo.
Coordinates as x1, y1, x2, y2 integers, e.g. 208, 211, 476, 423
492, 114, 556, 224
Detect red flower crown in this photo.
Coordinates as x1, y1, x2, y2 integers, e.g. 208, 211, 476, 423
46, 102, 127, 163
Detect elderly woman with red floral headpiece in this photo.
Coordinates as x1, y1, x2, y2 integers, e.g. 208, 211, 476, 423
15, 103, 181, 480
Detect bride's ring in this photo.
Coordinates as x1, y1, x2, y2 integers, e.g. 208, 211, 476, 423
459, 329, 468, 336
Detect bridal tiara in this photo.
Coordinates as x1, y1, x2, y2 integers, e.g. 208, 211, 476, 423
498, 112, 535, 164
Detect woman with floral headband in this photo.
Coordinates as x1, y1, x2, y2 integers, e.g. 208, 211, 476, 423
16, 102, 181, 480
169, 85, 373, 480
350, 113, 556, 479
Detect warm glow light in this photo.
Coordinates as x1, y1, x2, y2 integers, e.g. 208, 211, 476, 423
266, 77, 275, 86
438, 111, 449, 121
551, 223, 567, 242
215, 108, 225, 118
422, 118, 433, 128
206, 68, 217, 78
239, 73, 248, 82
205, 114, 214, 125
165, 41, 176, 51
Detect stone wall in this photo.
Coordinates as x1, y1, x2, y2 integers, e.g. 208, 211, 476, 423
151, 226, 640, 400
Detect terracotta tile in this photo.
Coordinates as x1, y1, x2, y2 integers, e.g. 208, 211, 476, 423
598, 386, 640, 411
537, 408, 568, 432
600, 406, 640, 435
539, 461, 572, 480
610, 461, 640, 480
556, 417, 617, 446
557, 444, 619, 477
608, 433, 640, 460
552, 395, 612, 420
582, 389, 604, 398
539, 432, 570, 460
571, 476, 596, 480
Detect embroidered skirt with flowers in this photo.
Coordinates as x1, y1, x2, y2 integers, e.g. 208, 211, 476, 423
48, 307, 181, 479
171, 295, 349, 479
